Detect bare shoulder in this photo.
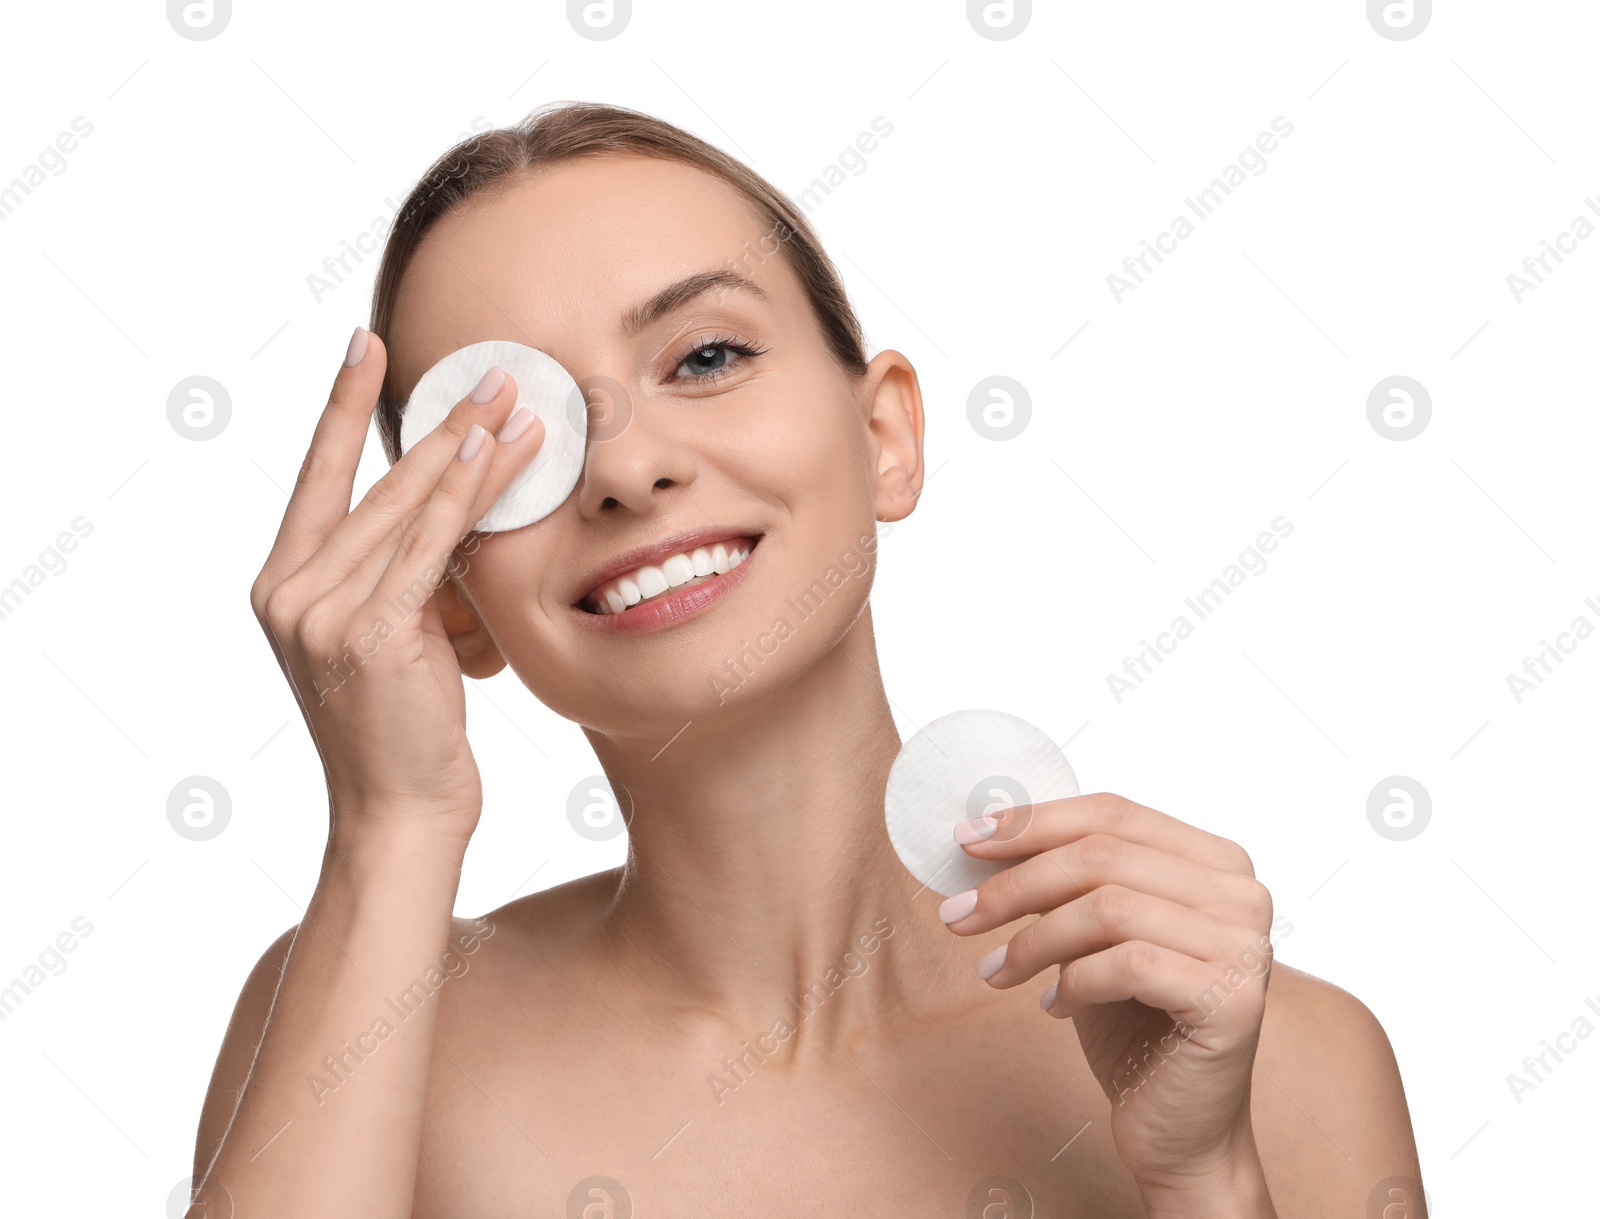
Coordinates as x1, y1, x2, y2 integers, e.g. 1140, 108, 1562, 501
446, 866, 623, 985
192, 923, 300, 1181
1250, 960, 1429, 1217
1259, 960, 1397, 1059
466, 865, 621, 940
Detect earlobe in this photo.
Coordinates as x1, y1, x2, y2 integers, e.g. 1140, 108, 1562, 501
434, 577, 508, 680
862, 349, 926, 525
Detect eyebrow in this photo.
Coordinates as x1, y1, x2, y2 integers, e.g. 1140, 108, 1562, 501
621, 270, 768, 337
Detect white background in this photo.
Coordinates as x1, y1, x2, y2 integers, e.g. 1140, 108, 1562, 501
1, 1, 1593, 1213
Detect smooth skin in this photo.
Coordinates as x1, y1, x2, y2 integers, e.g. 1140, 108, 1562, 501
192, 154, 1425, 1218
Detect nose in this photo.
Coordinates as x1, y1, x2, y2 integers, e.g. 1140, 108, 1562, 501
572, 379, 697, 517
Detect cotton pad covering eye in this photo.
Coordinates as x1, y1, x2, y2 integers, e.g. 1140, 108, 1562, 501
884, 709, 1080, 898
398, 339, 588, 532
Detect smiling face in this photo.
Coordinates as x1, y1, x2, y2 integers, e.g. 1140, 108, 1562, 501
385, 153, 924, 735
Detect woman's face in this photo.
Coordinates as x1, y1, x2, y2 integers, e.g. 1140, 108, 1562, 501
386, 153, 923, 735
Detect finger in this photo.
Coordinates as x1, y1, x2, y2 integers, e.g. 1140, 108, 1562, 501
941, 833, 1273, 935
1040, 940, 1238, 1024
975, 886, 1256, 991
334, 401, 545, 607
255, 328, 389, 599
291, 365, 534, 603
957, 792, 1254, 877
342, 418, 507, 640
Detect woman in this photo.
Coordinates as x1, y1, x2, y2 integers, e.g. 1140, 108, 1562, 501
191, 102, 1425, 1216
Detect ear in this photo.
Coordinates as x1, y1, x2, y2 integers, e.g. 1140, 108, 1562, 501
860, 349, 926, 525
434, 575, 507, 680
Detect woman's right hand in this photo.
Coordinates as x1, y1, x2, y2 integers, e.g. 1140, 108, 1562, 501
248, 327, 546, 847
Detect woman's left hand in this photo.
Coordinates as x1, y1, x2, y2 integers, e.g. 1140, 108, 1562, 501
939, 791, 1280, 1213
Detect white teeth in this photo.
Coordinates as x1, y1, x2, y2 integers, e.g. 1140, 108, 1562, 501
636, 565, 669, 598
586, 537, 757, 615
663, 553, 696, 587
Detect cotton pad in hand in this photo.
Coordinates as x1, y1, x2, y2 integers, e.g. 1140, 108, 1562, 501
398, 339, 587, 532
884, 709, 1080, 898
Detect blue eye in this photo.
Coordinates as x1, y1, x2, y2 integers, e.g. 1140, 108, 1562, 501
671, 336, 767, 383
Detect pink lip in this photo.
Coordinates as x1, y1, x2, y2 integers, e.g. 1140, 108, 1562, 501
571, 536, 761, 635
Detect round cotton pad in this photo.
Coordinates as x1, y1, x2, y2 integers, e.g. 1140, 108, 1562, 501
884, 709, 1080, 897
398, 339, 587, 532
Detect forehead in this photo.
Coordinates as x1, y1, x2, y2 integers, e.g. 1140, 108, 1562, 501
387, 153, 783, 397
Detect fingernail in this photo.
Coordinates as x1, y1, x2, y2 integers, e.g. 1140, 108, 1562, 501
470, 365, 505, 404
1040, 982, 1059, 1011
343, 326, 369, 367
938, 888, 978, 924
496, 406, 535, 444
954, 816, 999, 844
976, 943, 1008, 980
457, 422, 488, 463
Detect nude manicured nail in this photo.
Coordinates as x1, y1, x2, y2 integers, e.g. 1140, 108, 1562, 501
343, 325, 369, 367
496, 406, 535, 443
457, 423, 488, 463
954, 816, 999, 844
470, 365, 505, 404
976, 944, 1008, 980
938, 888, 978, 924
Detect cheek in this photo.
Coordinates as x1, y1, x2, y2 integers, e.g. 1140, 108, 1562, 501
458, 533, 565, 624
739, 379, 880, 624
737, 373, 870, 509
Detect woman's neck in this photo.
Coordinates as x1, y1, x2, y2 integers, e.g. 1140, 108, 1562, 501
582, 609, 956, 1038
